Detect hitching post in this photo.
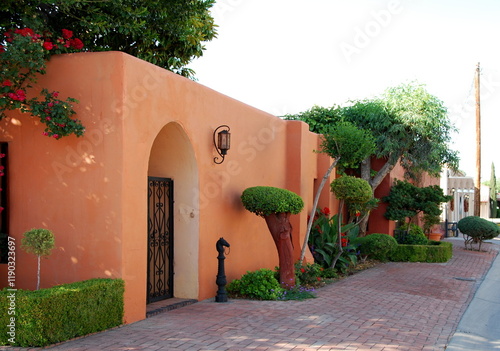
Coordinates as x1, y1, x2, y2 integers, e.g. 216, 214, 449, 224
215, 237, 230, 302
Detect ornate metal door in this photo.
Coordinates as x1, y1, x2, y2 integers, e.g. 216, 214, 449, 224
147, 177, 174, 303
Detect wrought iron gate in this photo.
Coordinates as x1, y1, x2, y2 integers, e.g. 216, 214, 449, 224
147, 177, 174, 303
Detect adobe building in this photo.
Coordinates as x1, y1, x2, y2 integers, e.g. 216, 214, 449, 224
0, 52, 340, 323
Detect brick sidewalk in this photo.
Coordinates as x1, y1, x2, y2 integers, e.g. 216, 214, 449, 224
8, 238, 500, 351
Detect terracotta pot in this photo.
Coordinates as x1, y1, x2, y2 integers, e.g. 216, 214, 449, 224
428, 232, 442, 241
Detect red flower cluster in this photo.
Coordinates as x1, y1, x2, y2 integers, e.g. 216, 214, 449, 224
1, 27, 86, 139
7, 90, 26, 101
3, 27, 84, 51
341, 233, 348, 247
341, 238, 348, 247
321, 207, 331, 216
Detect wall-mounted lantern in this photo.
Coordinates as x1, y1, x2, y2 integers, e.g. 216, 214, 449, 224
213, 125, 231, 164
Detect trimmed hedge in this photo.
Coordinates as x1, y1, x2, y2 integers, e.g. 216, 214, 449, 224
390, 241, 452, 263
0, 278, 124, 347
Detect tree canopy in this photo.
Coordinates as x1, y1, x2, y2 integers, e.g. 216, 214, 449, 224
383, 179, 451, 224
284, 82, 459, 186
285, 82, 459, 235
0, 0, 217, 79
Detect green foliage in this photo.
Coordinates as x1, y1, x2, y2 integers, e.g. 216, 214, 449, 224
319, 121, 376, 170
308, 208, 359, 272
330, 175, 372, 203
0, 0, 217, 79
21, 228, 55, 257
241, 186, 304, 217
390, 241, 452, 263
423, 213, 441, 234
283, 82, 459, 180
0, 278, 124, 347
394, 223, 429, 245
457, 216, 500, 241
383, 179, 451, 223
294, 262, 324, 287
382, 82, 459, 178
283, 105, 342, 135
355, 233, 398, 262
227, 269, 283, 300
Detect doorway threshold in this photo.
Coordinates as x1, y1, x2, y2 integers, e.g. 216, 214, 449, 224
146, 298, 198, 318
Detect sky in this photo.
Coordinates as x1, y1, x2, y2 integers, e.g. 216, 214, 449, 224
189, 0, 500, 179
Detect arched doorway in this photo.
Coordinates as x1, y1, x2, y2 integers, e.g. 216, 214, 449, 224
147, 122, 199, 303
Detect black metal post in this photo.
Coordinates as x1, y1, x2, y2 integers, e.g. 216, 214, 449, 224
215, 237, 230, 302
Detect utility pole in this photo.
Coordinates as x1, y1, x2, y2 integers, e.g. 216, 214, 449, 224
474, 62, 481, 216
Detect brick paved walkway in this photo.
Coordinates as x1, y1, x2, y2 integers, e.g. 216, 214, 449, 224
8, 238, 500, 351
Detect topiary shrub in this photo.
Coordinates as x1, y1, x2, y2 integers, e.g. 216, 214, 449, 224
227, 269, 283, 300
355, 233, 398, 262
395, 223, 428, 245
21, 228, 55, 290
241, 186, 304, 217
241, 186, 304, 288
458, 216, 500, 250
330, 175, 372, 204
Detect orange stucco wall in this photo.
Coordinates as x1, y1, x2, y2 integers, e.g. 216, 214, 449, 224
0, 52, 336, 324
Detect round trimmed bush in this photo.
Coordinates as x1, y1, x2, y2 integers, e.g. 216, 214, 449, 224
330, 175, 372, 203
458, 216, 500, 240
241, 186, 304, 217
356, 233, 398, 261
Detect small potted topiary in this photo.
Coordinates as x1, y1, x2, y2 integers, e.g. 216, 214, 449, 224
21, 228, 56, 290
241, 186, 304, 288
423, 213, 443, 241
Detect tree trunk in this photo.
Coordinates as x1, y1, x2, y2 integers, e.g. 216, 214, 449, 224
37, 255, 41, 290
264, 212, 296, 288
300, 159, 339, 262
330, 200, 345, 269
358, 155, 398, 236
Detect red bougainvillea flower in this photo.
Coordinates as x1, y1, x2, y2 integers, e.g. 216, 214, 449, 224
321, 207, 331, 216
355, 211, 361, 217
52, 91, 59, 98
43, 41, 54, 50
62, 29, 73, 39
300, 268, 306, 273
15, 28, 35, 37
2, 80, 12, 87
69, 38, 84, 50
7, 90, 26, 101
